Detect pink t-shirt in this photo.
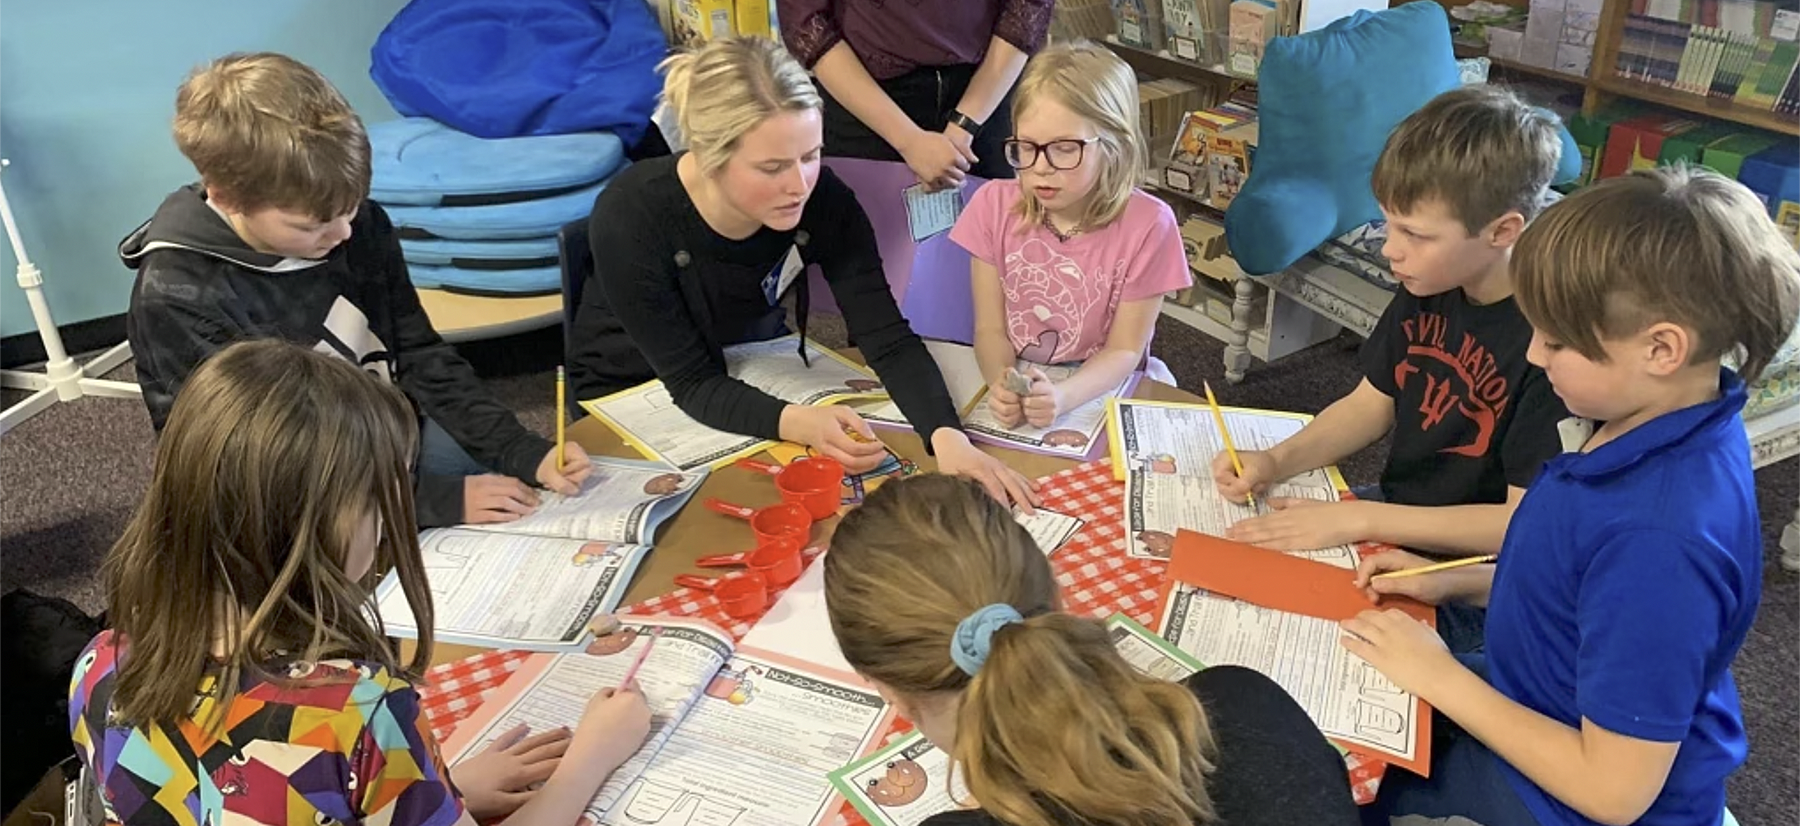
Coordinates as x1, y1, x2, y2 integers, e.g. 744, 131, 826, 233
949, 180, 1193, 364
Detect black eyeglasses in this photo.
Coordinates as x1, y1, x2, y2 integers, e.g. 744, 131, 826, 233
1003, 137, 1099, 171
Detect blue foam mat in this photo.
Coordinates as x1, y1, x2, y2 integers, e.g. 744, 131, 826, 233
400, 235, 560, 267
410, 262, 562, 296
385, 180, 604, 240
369, 118, 625, 205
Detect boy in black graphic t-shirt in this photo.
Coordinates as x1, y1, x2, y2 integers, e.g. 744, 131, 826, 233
1213, 86, 1568, 566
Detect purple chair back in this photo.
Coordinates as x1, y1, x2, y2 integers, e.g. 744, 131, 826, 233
809, 157, 986, 344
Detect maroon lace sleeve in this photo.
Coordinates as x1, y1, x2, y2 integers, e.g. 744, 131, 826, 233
995, 0, 1055, 55
777, 0, 842, 69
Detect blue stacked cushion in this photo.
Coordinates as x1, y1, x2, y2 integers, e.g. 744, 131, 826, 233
370, 117, 623, 295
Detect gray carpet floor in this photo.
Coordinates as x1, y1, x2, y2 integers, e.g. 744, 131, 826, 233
3, 316, 1794, 822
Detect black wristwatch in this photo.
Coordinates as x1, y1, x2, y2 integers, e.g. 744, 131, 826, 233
949, 110, 983, 135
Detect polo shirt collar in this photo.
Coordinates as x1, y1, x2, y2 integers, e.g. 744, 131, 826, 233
1552, 368, 1747, 481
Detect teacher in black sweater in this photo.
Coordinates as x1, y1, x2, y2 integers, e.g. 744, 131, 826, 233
567, 36, 1037, 507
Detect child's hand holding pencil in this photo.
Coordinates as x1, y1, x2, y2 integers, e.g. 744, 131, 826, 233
1353, 549, 1497, 606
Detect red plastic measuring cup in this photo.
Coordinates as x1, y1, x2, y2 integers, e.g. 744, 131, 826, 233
736, 457, 844, 519
674, 572, 770, 619
704, 498, 812, 544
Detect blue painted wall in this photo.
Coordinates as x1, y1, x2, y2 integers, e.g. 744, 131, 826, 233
0, 0, 409, 339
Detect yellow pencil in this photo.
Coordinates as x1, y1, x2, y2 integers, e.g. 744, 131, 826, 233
1202, 380, 1256, 510
1371, 554, 1498, 581
555, 366, 567, 470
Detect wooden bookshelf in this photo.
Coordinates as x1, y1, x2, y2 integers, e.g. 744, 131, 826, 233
1488, 55, 1590, 86
1591, 74, 1800, 136
1583, 0, 1799, 137
1101, 36, 1244, 93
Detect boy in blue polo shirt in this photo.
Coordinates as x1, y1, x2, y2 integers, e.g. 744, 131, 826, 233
1341, 165, 1800, 826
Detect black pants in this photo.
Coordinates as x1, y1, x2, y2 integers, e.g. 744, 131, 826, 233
817, 63, 1016, 181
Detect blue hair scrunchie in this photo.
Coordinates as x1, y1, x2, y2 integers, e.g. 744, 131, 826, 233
950, 603, 1024, 676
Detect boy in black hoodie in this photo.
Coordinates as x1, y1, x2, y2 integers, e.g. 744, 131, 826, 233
120, 52, 590, 528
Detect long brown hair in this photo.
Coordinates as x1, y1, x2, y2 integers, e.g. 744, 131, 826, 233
104, 339, 432, 730
825, 475, 1216, 826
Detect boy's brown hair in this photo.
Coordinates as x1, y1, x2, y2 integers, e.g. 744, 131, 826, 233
174, 52, 370, 221
1371, 85, 1563, 235
1513, 164, 1800, 383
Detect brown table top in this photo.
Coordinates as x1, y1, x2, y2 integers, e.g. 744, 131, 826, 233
421, 377, 1199, 666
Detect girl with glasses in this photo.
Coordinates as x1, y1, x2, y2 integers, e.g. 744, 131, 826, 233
948, 42, 1193, 431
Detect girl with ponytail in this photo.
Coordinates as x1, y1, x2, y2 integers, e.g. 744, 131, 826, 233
824, 474, 1360, 825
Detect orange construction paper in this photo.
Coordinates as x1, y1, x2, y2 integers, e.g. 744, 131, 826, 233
1167, 530, 1434, 625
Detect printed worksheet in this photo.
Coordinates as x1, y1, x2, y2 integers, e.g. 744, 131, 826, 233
1012, 507, 1085, 556
376, 531, 648, 650
609, 649, 891, 826
469, 458, 706, 545
859, 341, 1137, 459
1156, 584, 1422, 765
583, 336, 888, 471
831, 731, 967, 826
830, 613, 1200, 826
443, 618, 892, 826
903, 183, 963, 242
1105, 613, 1205, 681
441, 618, 736, 825
1111, 399, 1355, 566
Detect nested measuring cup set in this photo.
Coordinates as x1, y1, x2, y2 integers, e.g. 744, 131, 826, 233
675, 456, 846, 618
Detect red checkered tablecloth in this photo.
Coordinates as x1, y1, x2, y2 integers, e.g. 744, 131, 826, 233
416, 460, 1386, 816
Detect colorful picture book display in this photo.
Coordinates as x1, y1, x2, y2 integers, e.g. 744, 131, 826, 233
581, 335, 890, 471
375, 457, 708, 651
856, 340, 1137, 461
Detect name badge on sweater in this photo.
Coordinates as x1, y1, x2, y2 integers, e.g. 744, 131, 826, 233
761, 245, 805, 306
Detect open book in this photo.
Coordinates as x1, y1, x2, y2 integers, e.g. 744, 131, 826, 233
581, 336, 889, 471
1107, 398, 1355, 566
857, 341, 1138, 460
441, 616, 895, 826
374, 458, 706, 650
828, 614, 1202, 826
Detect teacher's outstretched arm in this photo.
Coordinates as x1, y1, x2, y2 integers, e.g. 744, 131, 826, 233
808, 171, 1041, 510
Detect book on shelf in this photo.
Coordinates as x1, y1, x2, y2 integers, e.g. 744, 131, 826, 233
1111, 0, 1168, 50
1612, 5, 1800, 113
1226, 0, 1282, 77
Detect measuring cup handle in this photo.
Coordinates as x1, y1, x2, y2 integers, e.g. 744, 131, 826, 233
673, 574, 714, 590
734, 459, 781, 475
694, 552, 747, 568
703, 498, 754, 519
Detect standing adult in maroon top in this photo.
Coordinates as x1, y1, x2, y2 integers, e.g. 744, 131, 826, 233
779, 0, 1054, 189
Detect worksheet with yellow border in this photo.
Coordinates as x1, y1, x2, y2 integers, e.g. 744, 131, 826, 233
579, 336, 888, 471
1106, 398, 1352, 562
